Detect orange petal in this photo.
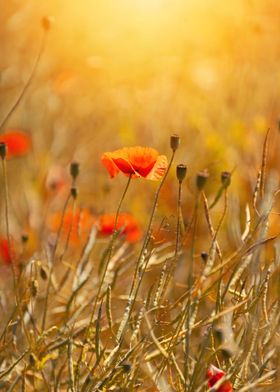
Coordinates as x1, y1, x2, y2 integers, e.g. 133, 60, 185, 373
0, 130, 31, 158
146, 155, 168, 180
101, 153, 120, 178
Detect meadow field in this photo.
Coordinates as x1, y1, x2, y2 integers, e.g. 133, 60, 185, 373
0, 0, 280, 390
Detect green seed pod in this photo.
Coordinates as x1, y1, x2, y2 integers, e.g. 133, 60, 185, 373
70, 161, 80, 181
176, 164, 187, 183
170, 134, 180, 151
196, 169, 209, 191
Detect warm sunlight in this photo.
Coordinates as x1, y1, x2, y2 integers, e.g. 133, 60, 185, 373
1, 0, 280, 390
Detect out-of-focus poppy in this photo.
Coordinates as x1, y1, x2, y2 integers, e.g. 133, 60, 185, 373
45, 165, 70, 196
0, 130, 32, 159
101, 147, 168, 180
49, 207, 95, 244
98, 213, 142, 243
0, 238, 14, 265
207, 365, 233, 392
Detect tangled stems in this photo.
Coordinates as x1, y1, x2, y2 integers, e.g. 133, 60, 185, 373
116, 148, 176, 344
75, 175, 132, 387
95, 174, 132, 306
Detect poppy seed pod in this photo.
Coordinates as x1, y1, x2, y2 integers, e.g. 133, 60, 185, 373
0, 142, 7, 160
221, 171, 231, 188
176, 164, 187, 183
70, 161, 80, 181
170, 134, 180, 151
70, 186, 78, 199
196, 169, 209, 191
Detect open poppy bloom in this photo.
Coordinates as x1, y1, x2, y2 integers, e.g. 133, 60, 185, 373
0, 238, 15, 265
98, 213, 142, 243
101, 147, 168, 180
207, 365, 233, 392
0, 130, 32, 159
49, 207, 95, 244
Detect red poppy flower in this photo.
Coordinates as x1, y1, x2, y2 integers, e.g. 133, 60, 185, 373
0, 238, 14, 265
0, 130, 31, 159
49, 207, 95, 244
207, 365, 233, 392
101, 147, 168, 180
98, 213, 141, 243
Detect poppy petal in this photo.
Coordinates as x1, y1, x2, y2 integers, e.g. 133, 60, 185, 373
146, 155, 168, 180
101, 153, 120, 178
0, 130, 31, 159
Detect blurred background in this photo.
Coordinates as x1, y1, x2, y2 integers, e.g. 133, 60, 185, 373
1, 0, 280, 243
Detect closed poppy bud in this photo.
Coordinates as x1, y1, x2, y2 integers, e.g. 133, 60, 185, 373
70, 186, 78, 199
170, 134, 180, 151
196, 170, 209, 191
70, 161, 80, 181
176, 164, 187, 183
0, 142, 7, 160
221, 171, 231, 188
42, 16, 51, 31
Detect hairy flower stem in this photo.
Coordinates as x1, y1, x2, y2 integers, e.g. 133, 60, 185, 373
116, 150, 176, 344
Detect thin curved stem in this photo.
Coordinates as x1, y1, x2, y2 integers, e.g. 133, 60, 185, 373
0, 29, 48, 131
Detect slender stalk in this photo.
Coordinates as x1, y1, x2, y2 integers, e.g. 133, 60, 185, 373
74, 175, 132, 387
0, 28, 48, 131
116, 149, 176, 344
184, 191, 199, 390
1, 158, 30, 344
